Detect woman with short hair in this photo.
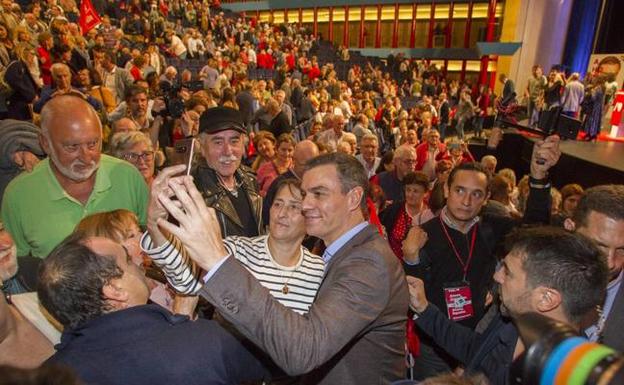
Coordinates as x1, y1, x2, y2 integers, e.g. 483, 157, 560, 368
109, 131, 157, 186
380, 171, 435, 260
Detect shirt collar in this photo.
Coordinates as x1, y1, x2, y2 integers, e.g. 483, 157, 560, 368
322, 221, 368, 263
440, 206, 480, 234
45, 157, 111, 202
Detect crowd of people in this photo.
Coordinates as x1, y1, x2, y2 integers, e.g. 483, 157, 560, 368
0, 1, 623, 385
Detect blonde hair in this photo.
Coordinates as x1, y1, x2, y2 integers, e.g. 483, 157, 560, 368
74, 209, 139, 243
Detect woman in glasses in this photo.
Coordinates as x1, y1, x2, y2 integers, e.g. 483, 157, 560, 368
109, 131, 157, 186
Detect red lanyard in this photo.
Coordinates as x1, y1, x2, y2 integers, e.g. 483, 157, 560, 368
439, 216, 478, 280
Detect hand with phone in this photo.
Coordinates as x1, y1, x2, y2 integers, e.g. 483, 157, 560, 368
173, 138, 197, 175
530, 135, 561, 180
146, 164, 187, 247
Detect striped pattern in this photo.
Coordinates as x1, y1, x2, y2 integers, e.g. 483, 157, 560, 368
223, 235, 325, 314
141, 233, 325, 314
141, 233, 203, 295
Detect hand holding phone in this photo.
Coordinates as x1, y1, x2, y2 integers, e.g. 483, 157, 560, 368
173, 138, 197, 175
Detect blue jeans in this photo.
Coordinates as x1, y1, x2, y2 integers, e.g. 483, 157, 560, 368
438, 122, 448, 140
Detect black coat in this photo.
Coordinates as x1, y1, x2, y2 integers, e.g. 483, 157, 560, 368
269, 111, 292, 138
4, 60, 38, 120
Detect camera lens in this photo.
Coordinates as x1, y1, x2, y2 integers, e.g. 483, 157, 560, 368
512, 313, 624, 385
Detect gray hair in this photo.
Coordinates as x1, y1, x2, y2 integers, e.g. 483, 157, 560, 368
108, 131, 153, 158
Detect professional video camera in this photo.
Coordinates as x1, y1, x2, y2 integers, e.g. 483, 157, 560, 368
158, 81, 186, 119
510, 313, 624, 385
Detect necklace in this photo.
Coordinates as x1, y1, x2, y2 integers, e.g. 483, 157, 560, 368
278, 253, 302, 295
281, 269, 297, 295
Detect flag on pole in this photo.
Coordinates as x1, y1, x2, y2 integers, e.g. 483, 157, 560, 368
79, 0, 101, 35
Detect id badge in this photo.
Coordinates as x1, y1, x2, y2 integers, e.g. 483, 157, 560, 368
443, 282, 474, 321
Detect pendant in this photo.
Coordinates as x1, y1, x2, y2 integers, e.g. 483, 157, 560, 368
282, 284, 289, 295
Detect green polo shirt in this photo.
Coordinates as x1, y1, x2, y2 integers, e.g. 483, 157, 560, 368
1, 155, 149, 258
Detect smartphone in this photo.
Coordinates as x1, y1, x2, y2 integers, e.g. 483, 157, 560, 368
173, 138, 196, 175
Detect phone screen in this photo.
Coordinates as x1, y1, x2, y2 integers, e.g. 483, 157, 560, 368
173, 138, 196, 175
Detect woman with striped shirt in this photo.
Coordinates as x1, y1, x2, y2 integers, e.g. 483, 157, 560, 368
141, 177, 325, 315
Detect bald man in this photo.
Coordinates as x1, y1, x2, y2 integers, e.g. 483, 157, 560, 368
262, 140, 319, 225
1, 96, 148, 258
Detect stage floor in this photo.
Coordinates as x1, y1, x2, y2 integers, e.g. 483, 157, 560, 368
511, 129, 624, 173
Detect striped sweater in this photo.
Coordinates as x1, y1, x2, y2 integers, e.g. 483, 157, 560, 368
141, 233, 325, 314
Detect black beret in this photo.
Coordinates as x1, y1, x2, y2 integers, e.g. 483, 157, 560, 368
199, 106, 246, 135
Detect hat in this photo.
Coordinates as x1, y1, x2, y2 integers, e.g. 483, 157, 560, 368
199, 107, 246, 135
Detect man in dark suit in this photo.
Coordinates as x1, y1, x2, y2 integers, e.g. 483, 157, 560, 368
566, 185, 624, 352
153, 153, 409, 385
235, 81, 257, 128
499, 73, 516, 105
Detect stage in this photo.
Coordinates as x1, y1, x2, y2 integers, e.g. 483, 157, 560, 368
469, 129, 624, 188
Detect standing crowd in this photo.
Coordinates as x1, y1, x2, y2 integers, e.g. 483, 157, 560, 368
0, 1, 623, 385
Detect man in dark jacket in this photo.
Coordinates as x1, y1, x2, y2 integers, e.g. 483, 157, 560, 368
190, 107, 263, 237
407, 227, 608, 385
40, 234, 268, 385
403, 134, 561, 379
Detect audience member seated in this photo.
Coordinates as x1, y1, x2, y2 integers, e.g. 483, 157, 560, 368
380, 172, 434, 260
33, 63, 101, 114
1, 96, 148, 258
39, 233, 268, 385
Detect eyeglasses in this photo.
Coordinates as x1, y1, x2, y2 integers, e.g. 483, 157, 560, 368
123, 151, 154, 163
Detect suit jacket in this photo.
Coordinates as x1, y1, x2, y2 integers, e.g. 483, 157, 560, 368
602, 283, 624, 352
502, 79, 515, 103
236, 90, 256, 126
200, 225, 409, 385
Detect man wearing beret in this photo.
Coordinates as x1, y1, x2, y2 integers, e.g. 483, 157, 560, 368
182, 107, 263, 237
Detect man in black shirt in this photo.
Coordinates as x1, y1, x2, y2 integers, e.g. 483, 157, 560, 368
403, 134, 561, 378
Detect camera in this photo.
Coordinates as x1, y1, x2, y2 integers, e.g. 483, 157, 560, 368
158, 82, 186, 119
510, 313, 624, 385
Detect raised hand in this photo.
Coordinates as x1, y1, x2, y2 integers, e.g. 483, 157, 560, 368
157, 175, 229, 272
147, 164, 187, 247
531, 134, 561, 180
402, 225, 428, 264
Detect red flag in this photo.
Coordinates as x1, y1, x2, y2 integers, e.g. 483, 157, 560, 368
79, 0, 101, 35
